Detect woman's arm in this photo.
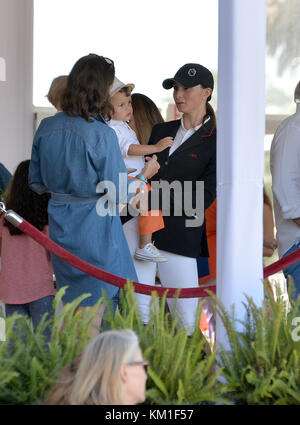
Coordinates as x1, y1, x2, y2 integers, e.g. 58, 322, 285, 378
29, 135, 48, 195
263, 203, 277, 257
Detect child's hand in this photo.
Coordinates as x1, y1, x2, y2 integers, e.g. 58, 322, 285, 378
142, 155, 160, 179
155, 137, 174, 152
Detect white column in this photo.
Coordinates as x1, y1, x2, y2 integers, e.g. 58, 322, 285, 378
216, 0, 266, 346
0, 0, 33, 173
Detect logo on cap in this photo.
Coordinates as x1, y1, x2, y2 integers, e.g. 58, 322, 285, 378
188, 68, 196, 77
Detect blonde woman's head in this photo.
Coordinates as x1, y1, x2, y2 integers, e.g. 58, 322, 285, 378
69, 329, 147, 405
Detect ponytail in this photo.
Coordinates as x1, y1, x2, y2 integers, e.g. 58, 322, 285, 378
202, 102, 216, 127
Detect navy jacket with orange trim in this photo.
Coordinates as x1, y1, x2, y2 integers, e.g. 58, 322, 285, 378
147, 118, 216, 258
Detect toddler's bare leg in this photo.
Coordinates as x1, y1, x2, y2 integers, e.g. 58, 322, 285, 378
139, 233, 152, 249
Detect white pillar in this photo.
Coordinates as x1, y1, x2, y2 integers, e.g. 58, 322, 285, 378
0, 0, 33, 173
216, 0, 266, 346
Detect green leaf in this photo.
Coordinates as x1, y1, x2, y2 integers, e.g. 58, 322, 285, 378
147, 367, 169, 399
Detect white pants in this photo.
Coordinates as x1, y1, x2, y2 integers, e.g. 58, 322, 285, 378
123, 217, 199, 334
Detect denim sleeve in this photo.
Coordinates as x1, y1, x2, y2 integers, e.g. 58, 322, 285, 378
28, 134, 47, 195
0, 163, 11, 192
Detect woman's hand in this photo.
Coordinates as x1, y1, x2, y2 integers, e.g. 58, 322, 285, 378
141, 155, 160, 179
155, 137, 174, 152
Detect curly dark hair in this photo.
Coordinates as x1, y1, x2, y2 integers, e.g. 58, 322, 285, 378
61, 54, 115, 122
4, 160, 50, 236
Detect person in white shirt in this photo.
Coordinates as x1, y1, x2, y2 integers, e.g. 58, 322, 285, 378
108, 77, 174, 262
270, 80, 300, 301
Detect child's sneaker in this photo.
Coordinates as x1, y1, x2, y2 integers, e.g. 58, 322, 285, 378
135, 243, 168, 263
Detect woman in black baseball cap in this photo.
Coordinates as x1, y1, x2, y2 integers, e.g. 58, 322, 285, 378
163, 63, 215, 125
126, 63, 216, 335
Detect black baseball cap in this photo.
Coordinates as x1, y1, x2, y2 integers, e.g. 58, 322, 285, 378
163, 63, 214, 93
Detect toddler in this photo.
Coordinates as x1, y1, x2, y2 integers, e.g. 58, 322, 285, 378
108, 77, 173, 262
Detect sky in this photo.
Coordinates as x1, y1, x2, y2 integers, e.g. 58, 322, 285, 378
33, 0, 219, 115
33, 0, 300, 118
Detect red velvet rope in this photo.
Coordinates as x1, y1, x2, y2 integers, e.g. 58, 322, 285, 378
18, 219, 215, 298
263, 248, 300, 279
15, 218, 300, 297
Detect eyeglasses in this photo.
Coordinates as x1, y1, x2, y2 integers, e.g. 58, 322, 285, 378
126, 360, 149, 373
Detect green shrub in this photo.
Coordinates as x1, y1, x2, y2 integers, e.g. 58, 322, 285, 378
104, 282, 228, 405
0, 288, 99, 405
0, 284, 226, 405
215, 285, 300, 405
1, 281, 298, 405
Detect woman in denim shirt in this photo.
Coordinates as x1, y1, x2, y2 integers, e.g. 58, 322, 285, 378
29, 54, 159, 332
